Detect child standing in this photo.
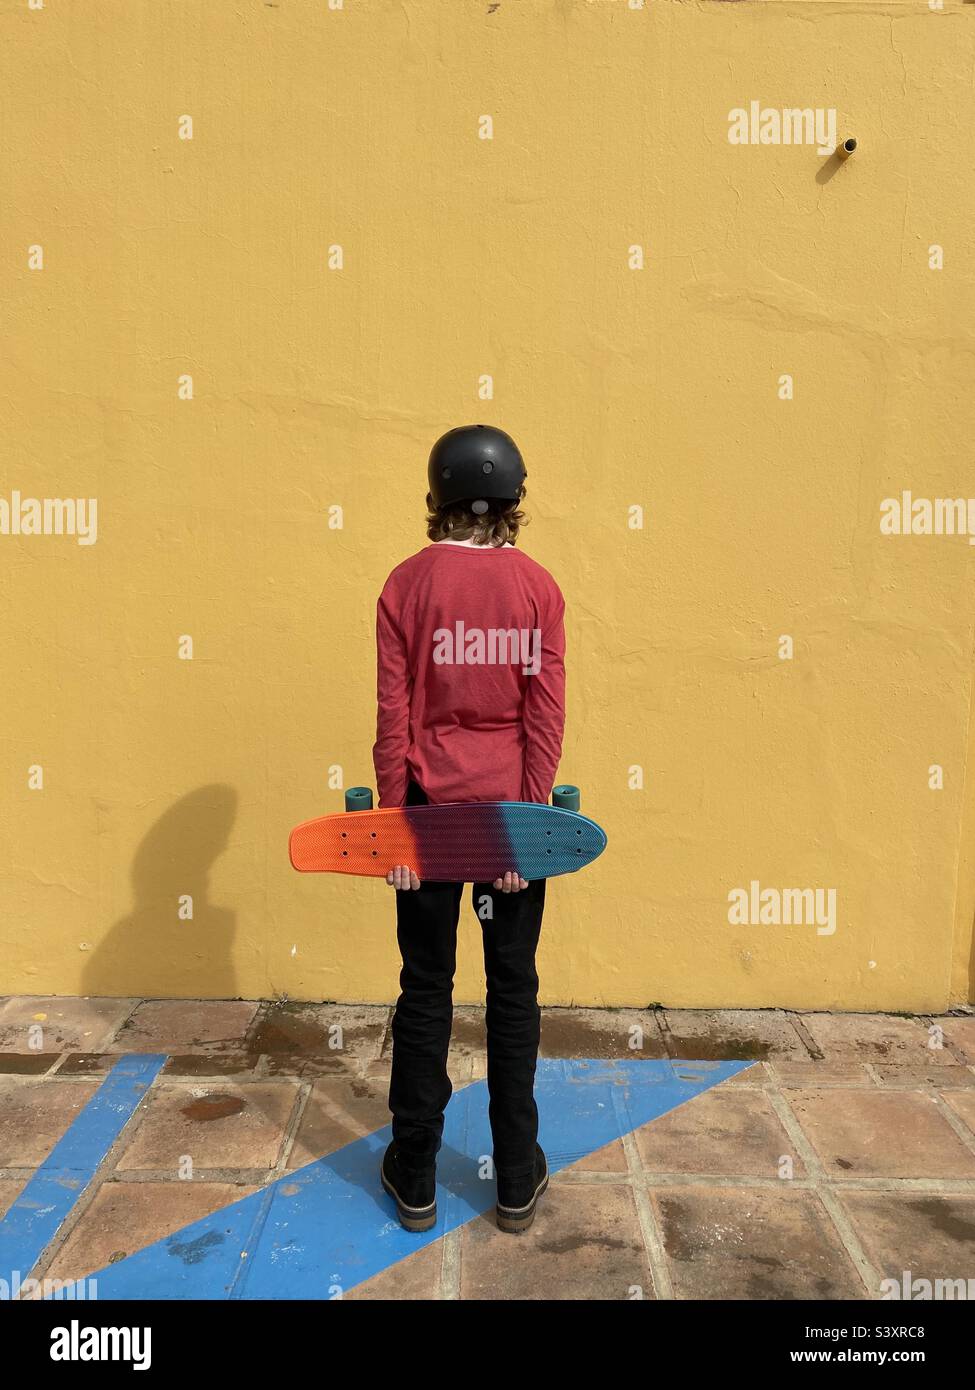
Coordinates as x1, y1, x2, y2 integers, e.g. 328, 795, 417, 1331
373, 425, 566, 1234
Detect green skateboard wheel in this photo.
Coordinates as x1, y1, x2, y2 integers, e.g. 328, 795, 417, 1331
345, 786, 374, 812
552, 785, 580, 812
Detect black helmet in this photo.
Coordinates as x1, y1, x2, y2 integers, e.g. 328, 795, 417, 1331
427, 425, 526, 512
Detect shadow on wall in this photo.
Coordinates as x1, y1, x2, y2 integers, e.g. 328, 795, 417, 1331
81, 785, 238, 999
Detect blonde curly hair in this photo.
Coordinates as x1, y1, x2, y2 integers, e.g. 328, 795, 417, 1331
425, 490, 528, 547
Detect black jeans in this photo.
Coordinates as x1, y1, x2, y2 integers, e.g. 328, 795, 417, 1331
389, 780, 546, 1176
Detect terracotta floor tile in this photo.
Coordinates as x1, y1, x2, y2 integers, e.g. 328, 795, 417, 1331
0, 1054, 59, 1075
785, 1089, 975, 1178
114, 1081, 298, 1171
0, 1176, 28, 1219
773, 1061, 873, 1088
871, 1064, 973, 1089
345, 1242, 444, 1300
651, 1185, 864, 1300
837, 1192, 975, 1298
634, 1087, 804, 1178
941, 1089, 975, 1135
0, 997, 136, 1054
108, 1000, 260, 1053
247, 1003, 388, 1062
802, 1013, 949, 1065
288, 1074, 392, 1166
935, 1016, 975, 1064
0, 1079, 99, 1166
461, 1183, 653, 1300
557, 1137, 629, 1175
43, 1181, 259, 1286
664, 1010, 806, 1060
540, 1008, 667, 1059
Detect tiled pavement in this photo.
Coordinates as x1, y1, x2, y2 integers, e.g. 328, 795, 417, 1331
1, 997, 974, 1299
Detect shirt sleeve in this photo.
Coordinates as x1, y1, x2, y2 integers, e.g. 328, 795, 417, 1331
372, 582, 413, 809
520, 589, 566, 804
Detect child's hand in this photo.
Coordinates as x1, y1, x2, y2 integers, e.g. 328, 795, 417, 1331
493, 871, 529, 893
386, 866, 421, 890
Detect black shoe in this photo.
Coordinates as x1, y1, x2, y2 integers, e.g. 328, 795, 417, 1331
381, 1141, 437, 1233
496, 1144, 548, 1234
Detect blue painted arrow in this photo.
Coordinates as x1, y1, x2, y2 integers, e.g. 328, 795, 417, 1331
85, 1057, 749, 1299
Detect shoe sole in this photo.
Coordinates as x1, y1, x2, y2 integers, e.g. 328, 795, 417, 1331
496, 1170, 549, 1234
381, 1169, 437, 1233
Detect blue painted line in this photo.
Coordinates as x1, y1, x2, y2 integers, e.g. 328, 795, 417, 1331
88, 1057, 750, 1300
0, 1053, 166, 1281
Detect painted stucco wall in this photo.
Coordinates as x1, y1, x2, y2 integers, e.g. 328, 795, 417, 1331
2, 0, 973, 1009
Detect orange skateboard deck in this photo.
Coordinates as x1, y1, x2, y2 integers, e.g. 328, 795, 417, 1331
289, 801, 607, 882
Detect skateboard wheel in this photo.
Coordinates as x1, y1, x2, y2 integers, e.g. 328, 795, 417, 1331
345, 787, 374, 812
551, 785, 580, 812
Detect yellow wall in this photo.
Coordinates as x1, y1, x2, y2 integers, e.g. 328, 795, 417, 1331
2, 0, 973, 1010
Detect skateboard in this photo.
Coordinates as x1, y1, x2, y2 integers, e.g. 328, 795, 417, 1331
289, 785, 607, 882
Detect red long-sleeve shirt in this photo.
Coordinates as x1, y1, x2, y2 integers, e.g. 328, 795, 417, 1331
372, 542, 566, 807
